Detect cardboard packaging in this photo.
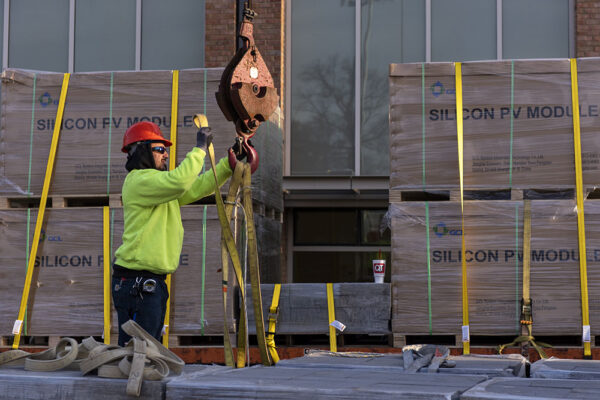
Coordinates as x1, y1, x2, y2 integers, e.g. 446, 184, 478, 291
0, 206, 281, 337
0, 68, 283, 211
389, 58, 600, 192
390, 200, 600, 337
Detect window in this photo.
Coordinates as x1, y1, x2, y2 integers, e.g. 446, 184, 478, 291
431, 0, 496, 62
292, 208, 390, 282
4, 0, 205, 72
290, 0, 355, 176
361, 0, 425, 176
75, 0, 136, 72
288, 0, 572, 177
141, 0, 205, 70
9, 0, 69, 72
502, 0, 570, 59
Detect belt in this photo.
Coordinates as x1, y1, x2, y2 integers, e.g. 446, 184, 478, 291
112, 264, 166, 281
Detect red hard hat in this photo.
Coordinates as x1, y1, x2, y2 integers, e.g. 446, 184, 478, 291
121, 121, 173, 153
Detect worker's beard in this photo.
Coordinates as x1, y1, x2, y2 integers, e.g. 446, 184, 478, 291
157, 162, 168, 171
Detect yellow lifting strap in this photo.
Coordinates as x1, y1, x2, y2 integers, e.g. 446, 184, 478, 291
195, 114, 272, 367
12, 73, 70, 349
498, 200, 551, 359
103, 206, 111, 344
162, 70, 179, 348
455, 62, 470, 355
570, 58, 592, 357
266, 284, 282, 363
242, 160, 271, 365
327, 283, 337, 353
221, 162, 245, 368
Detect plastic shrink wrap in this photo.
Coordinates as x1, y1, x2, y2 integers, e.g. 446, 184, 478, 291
0, 205, 281, 337
389, 58, 600, 192
0, 68, 282, 211
389, 58, 600, 339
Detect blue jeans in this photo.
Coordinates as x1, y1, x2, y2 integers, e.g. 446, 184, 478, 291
112, 276, 169, 346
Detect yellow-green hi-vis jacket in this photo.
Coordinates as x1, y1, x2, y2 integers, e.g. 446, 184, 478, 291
115, 147, 232, 275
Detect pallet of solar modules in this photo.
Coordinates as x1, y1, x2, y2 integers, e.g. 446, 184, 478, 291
388, 200, 600, 344
244, 283, 391, 335
0, 68, 283, 212
0, 205, 237, 338
388, 58, 600, 200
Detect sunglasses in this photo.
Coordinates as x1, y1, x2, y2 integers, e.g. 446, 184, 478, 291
151, 146, 168, 154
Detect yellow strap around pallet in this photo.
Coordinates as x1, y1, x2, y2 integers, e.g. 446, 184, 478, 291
12, 73, 70, 349
327, 283, 337, 352
570, 58, 592, 357
455, 62, 470, 355
163, 69, 179, 348
266, 284, 282, 363
499, 200, 551, 359
523, 201, 531, 304
103, 206, 111, 344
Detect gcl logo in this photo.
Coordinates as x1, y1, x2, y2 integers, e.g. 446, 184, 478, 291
432, 222, 462, 237
39, 92, 59, 107
39, 229, 63, 242
430, 81, 455, 98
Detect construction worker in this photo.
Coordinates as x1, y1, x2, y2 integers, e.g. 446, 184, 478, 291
112, 121, 249, 346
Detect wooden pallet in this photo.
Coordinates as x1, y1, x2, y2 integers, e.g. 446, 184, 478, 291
1, 333, 231, 349
390, 187, 599, 202
0, 194, 282, 221
1, 335, 106, 347
252, 201, 283, 223
392, 333, 595, 349
0, 194, 122, 209
247, 333, 392, 347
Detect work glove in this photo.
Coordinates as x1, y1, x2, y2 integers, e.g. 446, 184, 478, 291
196, 127, 213, 151
228, 138, 259, 173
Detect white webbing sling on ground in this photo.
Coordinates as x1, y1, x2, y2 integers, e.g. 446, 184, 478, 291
0, 320, 184, 397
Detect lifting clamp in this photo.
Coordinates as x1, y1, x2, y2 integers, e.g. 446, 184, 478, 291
215, 0, 279, 173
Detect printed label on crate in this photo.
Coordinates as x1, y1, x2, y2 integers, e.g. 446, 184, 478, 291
33, 253, 190, 268
430, 248, 600, 264
462, 325, 470, 342
12, 320, 22, 335
428, 104, 600, 122
330, 320, 346, 332
583, 325, 591, 343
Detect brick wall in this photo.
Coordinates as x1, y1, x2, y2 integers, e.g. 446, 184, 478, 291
205, 0, 236, 68
205, 0, 283, 95
576, 0, 600, 57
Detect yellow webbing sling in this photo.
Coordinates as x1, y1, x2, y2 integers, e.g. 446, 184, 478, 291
103, 206, 111, 344
455, 62, 470, 355
12, 73, 70, 349
220, 162, 245, 367
266, 283, 282, 363
327, 283, 337, 352
163, 69, 179, 348
498, 200, 551, 358
195, 114, 272, 367
570, 58, 592, 358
